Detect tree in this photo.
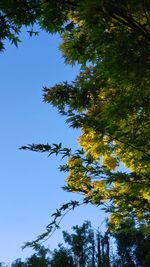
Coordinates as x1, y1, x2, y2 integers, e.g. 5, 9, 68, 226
62, 221, 111, 267
20, 0, 150, 232
40, 0, 150, 230
50, 244, 74, 267
25, 245, 50, 267
63, 221, 94, 266
1, 221, 150, 266
10, 245, 50, 267
1, 0, 149, 235
30, 221, 150, 266
11, 259, 25, 267
111, 217, 150, 267
0, 0, 40, 50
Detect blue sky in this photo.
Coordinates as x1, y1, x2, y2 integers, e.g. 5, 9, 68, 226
0, 30, 106, 263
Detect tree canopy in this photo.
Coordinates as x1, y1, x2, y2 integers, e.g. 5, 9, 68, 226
1, 0, 150, 237
1, 220, 150, 266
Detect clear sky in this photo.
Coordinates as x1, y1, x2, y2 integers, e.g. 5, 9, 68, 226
0, 30, 106, 264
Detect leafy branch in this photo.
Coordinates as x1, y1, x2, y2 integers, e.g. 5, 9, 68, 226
23, 200, 84, 249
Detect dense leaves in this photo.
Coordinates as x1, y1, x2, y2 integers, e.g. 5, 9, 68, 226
41, 0, 150, 231
1, 0, 150, 237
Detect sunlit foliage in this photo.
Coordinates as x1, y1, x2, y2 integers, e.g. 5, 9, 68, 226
1, 0, 149, 235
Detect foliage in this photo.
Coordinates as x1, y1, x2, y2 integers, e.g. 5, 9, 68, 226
10, 245, 50, 267
111, 217, 150, 267
1, 221, 150, 266
1, 0, 150, 239
62, 221, 110, 267
22, 198, 82, 248
50, 244, 74, 267
0, 0, 40, 50
19, 0, 150, 232
63, 221, 95, 266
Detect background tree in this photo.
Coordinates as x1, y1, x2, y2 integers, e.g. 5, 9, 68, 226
1, 221, 150, 266
11, 259, 25, 267
62, 221, 111, 267
50, 244, 74, 267
10, 245, 50, 267
111, 217, 150, 267
63, 221, 94, 266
